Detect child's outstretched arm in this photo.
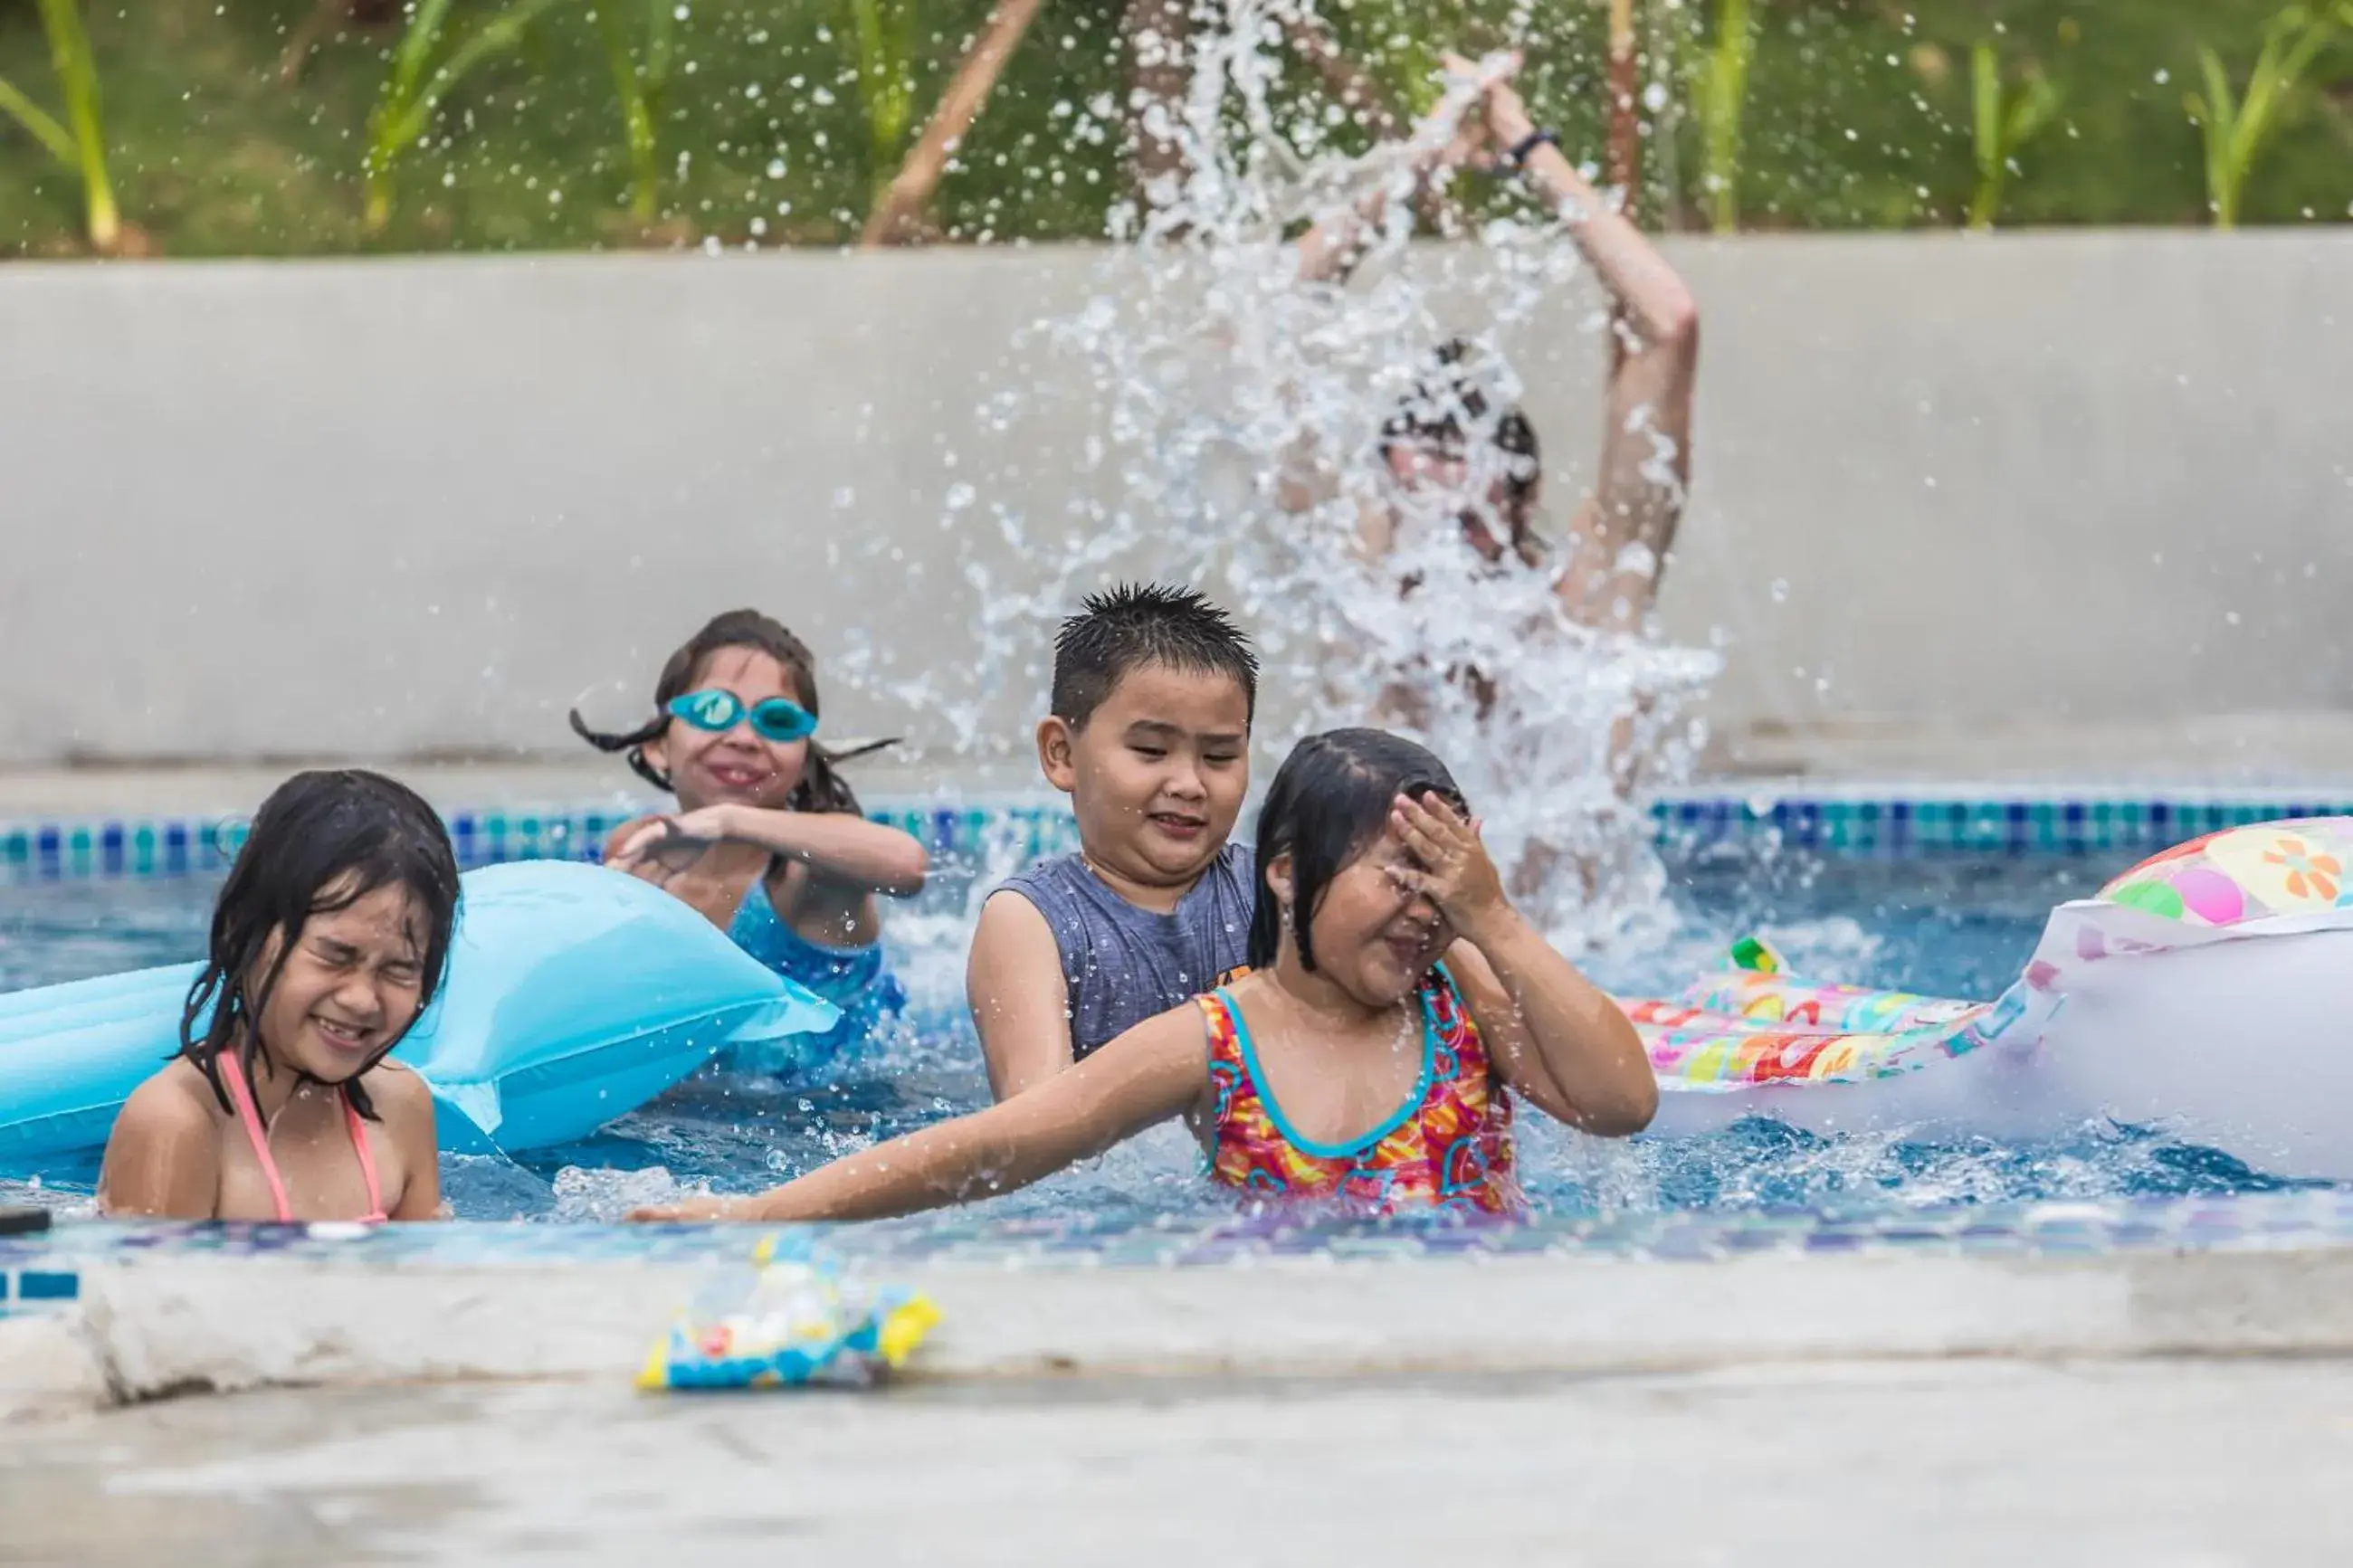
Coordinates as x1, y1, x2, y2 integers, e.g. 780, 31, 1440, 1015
612, 805, 929, 896
628, 1006, 1211, 1223
967, 891, 1077, 1100
1388, 794, 1657, 1136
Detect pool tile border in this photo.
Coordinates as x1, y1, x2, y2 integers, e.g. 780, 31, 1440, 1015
1653, 786, 2353, 860
2, 788, 2348, 883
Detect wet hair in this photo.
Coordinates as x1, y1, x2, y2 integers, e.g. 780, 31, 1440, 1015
1246, 728, 1469, 974
568, 608, 889, 815
1050, 583, 1260, 730
181, 770, 461, 1122
1378, 337, 1542, 522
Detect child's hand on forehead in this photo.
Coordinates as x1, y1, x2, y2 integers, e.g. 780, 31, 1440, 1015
1386, 792, 1510, 941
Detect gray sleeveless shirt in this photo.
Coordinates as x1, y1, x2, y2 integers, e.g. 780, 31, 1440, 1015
993, 843, 1257, 1061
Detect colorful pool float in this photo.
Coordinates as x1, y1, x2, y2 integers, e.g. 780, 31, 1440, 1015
1638, 818, 2353, 1178
0, 860, 839, 1168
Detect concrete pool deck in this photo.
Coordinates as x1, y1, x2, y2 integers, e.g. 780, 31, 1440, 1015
8, 1357, 2353, 1565
7, 1245, 2353, 1563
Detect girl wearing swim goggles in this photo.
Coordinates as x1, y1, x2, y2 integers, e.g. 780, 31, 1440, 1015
569, 610, 928, 1074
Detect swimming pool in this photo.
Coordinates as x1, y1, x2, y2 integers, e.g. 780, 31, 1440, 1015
3, 792, 2330, 1231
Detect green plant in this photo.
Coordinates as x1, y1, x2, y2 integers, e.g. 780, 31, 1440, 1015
845, 0, 917, 201
363, 0, 567, 233
1693, 0, 1753, 233
1967, 42, 2061, 230
0, 0, 119, 252
595, 0, 676, 223
2184, 4, 2339, 228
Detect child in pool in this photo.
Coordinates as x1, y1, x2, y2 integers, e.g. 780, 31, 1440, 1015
99, 771, 455, 1222
572, 610, 928, 1067
631, 728, 1654, 1222
969, 584, 1260, 1099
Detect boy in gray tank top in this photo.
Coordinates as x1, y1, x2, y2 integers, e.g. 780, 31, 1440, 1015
967, 584, 1261, 1099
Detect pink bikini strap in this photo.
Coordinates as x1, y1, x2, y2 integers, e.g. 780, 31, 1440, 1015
342, 1097, 388, 1223
216, 1051, 294, 1223
216, 1052, 388, 1223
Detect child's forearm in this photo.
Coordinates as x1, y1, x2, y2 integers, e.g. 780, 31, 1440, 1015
721, 807, 928, 895
721, 1017, 1204, 1222
1465, 911, 1658, 1136
738, 1072, 1138, 1222
738, 1116, 1052, 1222
1518, 139, 1695, 348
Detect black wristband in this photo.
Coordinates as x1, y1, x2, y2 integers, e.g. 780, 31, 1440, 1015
1506, 128, 1560, 170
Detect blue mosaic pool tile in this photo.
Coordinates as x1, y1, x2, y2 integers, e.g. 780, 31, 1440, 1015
5, 789, 2352, 884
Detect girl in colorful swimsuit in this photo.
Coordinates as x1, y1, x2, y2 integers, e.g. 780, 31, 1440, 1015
100, 771, 457, 1222
573, 610, 929, 1071
631, 728, 1652, 1223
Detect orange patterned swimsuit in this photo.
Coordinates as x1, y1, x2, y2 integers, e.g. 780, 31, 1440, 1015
1195, 965, 1522, 1215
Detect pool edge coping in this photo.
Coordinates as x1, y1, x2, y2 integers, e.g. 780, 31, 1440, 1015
10, 1243, 2353, 1421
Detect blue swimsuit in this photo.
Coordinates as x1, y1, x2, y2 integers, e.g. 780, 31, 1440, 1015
724, 874, 906, 1077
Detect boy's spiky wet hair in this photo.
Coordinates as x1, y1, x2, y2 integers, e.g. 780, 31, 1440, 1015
1049, 583, 1260, 729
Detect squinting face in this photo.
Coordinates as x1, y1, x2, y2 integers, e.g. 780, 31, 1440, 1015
1383, 442, 1529, 565
643, 646, 812, 811
1046, 662, 1251, 888
1284, 824, 1453, 1007
252, 880, 430, 1084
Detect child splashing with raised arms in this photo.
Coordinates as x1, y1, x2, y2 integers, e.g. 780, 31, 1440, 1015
100, 771, 455, 1222
633, 728, 1653, 1222
573, 611, 929, 1069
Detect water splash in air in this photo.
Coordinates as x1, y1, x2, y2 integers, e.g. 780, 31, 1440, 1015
959, 0, 1718, 947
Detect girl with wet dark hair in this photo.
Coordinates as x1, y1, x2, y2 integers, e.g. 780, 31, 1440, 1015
571, 610, 928, 1069
633, 727, 1653, 1224
99, 770, 456, 1221
1299, 54, 1700, 634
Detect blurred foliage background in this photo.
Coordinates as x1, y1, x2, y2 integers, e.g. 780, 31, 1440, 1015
1, 0, 2348, 257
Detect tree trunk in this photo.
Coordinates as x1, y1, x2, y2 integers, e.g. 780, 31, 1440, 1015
1605, 0, 1642, 219
1606, 0, 1643, 369
862, 0, 1049, 246
1124, 0, 1193, 214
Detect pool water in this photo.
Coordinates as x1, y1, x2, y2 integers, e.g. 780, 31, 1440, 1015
3, 840, 2325, 1227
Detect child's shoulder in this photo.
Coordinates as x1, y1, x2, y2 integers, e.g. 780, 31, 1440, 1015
114, 1060, 224, 1139
359, 1059, 436, 1123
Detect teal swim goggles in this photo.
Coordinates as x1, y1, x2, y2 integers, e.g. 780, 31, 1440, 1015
666, 688, 819, 743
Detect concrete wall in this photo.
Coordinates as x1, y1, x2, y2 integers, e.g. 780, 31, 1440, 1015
3, 233, 2348, 774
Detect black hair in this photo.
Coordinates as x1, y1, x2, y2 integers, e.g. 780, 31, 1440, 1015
1246, 728, 1469, 974
568, 608, 891, 815
181, 769, 461, 1122
1378, 337, 1543, 523
1049, 583, 1260, 730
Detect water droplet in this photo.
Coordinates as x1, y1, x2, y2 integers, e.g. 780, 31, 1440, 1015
1768, 578, 1790, 603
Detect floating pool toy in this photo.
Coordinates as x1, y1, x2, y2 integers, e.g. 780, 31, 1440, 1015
638, 1232, 938, 1391
1635, 818, 2353, 1179
0, 860, 838, 1168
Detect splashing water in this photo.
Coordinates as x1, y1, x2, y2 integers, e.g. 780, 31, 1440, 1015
959, 0, 1720, 948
